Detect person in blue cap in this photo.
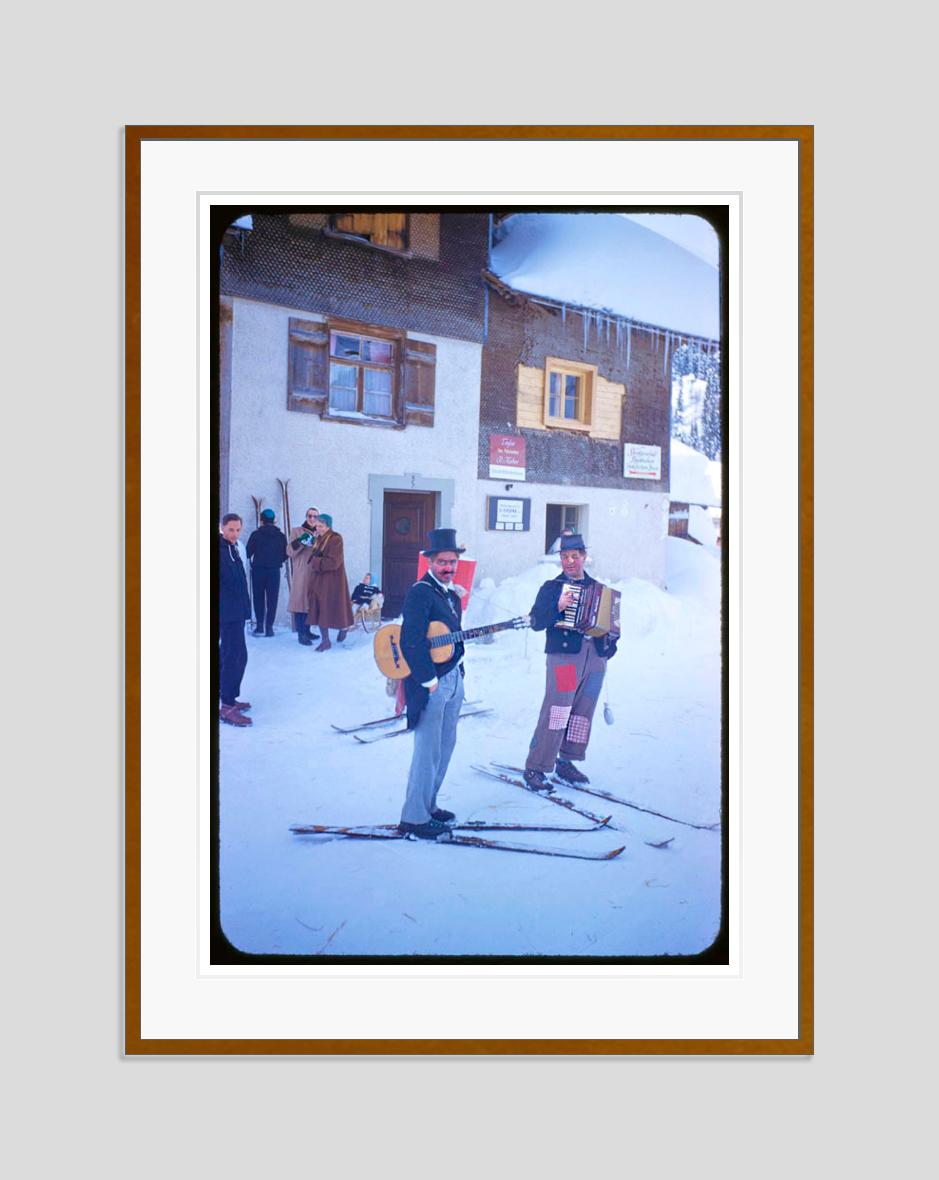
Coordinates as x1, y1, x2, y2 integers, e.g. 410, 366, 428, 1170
523, 533, 618, 789
246, 508, 287, 636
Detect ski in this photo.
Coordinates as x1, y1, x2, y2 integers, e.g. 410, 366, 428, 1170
250, 495, 263, 529
352, 708, 493, 743
290, 824, 624, 861
491, 764, 720, 832
472, 764, 615, 827
277, 477, 292, 591
438, 834, 625, 861
291, 818, 610, 837
331, 701, 482, 735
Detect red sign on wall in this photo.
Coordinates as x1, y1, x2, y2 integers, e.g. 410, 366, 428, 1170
489, 434, 526, 481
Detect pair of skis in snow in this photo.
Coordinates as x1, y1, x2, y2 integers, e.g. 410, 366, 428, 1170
300, 711, 625, 858
330, 702, 483, 735
483, 763, 720, 834
332, 704, 492, 743
290, 820, 625, 861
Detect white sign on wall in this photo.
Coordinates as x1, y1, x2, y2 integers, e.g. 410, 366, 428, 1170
624, 443, 662, 480
496, 499, 523, 525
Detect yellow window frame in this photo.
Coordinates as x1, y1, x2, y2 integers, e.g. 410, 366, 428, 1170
543, 358, 597, 431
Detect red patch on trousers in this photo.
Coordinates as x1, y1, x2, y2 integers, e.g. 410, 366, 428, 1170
554, 664, 578, 693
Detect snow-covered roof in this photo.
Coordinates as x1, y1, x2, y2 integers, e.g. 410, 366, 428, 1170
490, 213, 719, 341
670, 439, 721, 507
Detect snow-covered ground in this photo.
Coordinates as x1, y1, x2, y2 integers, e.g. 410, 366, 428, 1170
219, 538, 722, 958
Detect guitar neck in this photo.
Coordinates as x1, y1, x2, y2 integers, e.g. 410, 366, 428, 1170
428, 619, 521, 648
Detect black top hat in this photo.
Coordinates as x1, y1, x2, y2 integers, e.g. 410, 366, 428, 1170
559, 533, 587, 552
421, 527, 466, 557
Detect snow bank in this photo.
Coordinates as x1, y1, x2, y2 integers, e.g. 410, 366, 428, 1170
491, 213, 719, 340
670, 438, 722, 507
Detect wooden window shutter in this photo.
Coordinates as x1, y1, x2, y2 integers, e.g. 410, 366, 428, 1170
402, 339, 436, 426
287, 317, 329, 414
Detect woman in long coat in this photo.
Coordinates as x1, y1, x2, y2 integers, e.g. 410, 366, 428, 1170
306, 513, 354, 651
286, 506, 320, 645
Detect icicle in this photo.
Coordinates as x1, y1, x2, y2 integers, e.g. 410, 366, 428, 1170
615, 319, 621, 350
663, 330, 670, 376
561, 303, 566, 324
582, 311, 589, 351
626, 323, 631, 369
605, 317, 610, 344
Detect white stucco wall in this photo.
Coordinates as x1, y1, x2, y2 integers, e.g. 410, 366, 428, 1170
227, 298, 483, 620
473, 479, 669, 590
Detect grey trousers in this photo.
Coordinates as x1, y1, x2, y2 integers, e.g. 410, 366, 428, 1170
525, 643, 606, 771
400, 665, 466, 824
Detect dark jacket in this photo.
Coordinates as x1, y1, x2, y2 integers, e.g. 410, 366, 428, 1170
401, 573, 465, 729
220, 537, 251, 623
529, 571, 618, 659
246, 522, 287, 570
351, 582, 381, 604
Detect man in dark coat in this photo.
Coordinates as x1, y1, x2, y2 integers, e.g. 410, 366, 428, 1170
246, 508, 287, 636
219, 513, 252, 728
523, 534, 617, 788
398, 528, 467, 840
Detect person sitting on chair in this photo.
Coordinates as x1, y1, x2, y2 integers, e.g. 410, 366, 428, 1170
351, 573, 384, 631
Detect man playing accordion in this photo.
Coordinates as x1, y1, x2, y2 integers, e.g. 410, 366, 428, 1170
523, 534, 619, 790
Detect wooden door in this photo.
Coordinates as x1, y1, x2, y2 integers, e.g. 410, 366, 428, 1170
381, 492, 437, 617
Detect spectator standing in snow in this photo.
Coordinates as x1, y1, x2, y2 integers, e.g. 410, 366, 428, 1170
286, 506, 321, 646
305, 513, 354, 651
523, 534, 617, 788
219, 513, 252, 728
397, 528, 467, 840
246, 508, 287, 636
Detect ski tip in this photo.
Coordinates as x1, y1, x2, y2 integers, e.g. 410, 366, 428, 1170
645, 837, 675, 849
605, 846, 627, 860
600, 815, 613, 827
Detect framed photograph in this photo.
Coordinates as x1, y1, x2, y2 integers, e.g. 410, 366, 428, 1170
126, 125, 812, 1053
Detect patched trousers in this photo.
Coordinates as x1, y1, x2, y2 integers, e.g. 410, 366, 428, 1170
525, 643, 606, 771
400, 665, 465, 824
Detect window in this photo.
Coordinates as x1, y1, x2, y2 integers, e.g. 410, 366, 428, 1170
329, 330, 396, 417
543, 358, 596, 431
287, 316, 437, 427
545, 504, 585, 554
328, 213, 409, 253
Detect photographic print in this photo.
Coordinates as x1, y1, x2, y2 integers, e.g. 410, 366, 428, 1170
214, 205, 726, 963
127, 127, 810, 1052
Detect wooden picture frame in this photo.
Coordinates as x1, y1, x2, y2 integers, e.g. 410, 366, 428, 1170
125, 125, 813, 1054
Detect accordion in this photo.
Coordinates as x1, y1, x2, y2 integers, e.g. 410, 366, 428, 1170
555, 582, 621, 638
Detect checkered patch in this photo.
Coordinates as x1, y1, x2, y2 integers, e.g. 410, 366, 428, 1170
553, 664, 578, 693
548, 705, 572, 730
566, 714, 591, 744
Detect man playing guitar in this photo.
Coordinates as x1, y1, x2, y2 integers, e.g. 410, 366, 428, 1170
398, 528, 468, 840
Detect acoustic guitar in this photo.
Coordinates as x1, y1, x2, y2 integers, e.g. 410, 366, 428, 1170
374, 615, 530, 680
